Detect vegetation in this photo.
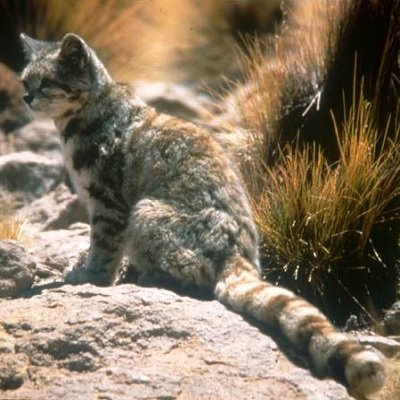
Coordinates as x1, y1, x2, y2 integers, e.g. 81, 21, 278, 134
0, 206, 25, 241
224, 0, 400, 325
252, 97, 400, 323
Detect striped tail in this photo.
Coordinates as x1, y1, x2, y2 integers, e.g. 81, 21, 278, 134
214, 256, 385, 398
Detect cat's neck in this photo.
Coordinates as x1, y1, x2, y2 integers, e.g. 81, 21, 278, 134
54, 79, 111, 133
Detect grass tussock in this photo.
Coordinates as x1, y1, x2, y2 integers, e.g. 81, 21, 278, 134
229, 1, 339, 166
0, 208, 25, 242
221, 0, 400, 323
230, 0, 400, 165
252, 97, 400, 323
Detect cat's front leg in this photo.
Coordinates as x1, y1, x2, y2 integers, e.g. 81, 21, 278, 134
65, 208, 128, 286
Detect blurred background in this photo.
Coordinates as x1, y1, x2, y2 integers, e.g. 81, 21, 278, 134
0, 0, 286, 85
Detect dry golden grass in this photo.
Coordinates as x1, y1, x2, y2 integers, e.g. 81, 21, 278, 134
229, 1, 340, 163
251, 96, 400, 321
0, 208, 25, 241
220, 0, 400, 321
228, 0, 399, 166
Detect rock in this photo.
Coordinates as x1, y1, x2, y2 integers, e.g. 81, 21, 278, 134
383, 301, 400, 335
22, 183, 88, 230
344, 315, 360, 331
0, 353, 27, 391
355, 334, 400, 358
0, 284, 353, 400
0, 151, 65, 205
12, 119, 62, 159
135, 81, 215, 121
0, 240, 36, 298
27, 223, 90, 281
0, 63, 32, 136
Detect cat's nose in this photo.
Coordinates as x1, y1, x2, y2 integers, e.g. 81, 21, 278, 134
23, 93, 34, 105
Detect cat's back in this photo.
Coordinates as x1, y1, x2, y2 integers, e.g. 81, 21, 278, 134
125, 110, 249, 212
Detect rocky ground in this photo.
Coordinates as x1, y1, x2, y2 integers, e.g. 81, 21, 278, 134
0, 64, 399, 399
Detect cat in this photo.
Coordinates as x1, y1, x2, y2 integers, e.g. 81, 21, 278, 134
20, 32, 385, 398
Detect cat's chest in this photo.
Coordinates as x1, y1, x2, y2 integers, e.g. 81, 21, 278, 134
60, 137, 92, 204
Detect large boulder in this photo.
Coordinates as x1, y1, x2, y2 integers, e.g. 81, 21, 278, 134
0, 283, 352, 400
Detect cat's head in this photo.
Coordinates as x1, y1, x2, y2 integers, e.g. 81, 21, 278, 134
20, 33, 111, 118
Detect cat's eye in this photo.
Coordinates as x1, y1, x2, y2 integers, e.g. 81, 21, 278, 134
39, 78, 72, 93
40, 78, 54, 89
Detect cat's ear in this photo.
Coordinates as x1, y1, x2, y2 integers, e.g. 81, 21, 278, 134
59, 33, 89, 71
20, 33, 47, 59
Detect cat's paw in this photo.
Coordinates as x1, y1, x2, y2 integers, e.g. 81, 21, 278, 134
64, 267, 94, 285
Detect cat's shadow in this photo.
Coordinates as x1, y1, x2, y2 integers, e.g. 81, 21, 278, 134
16, 280, 65, 298
15, 271, 213, 301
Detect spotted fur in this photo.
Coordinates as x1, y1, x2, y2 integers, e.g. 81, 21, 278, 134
20, 33, 385, 398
